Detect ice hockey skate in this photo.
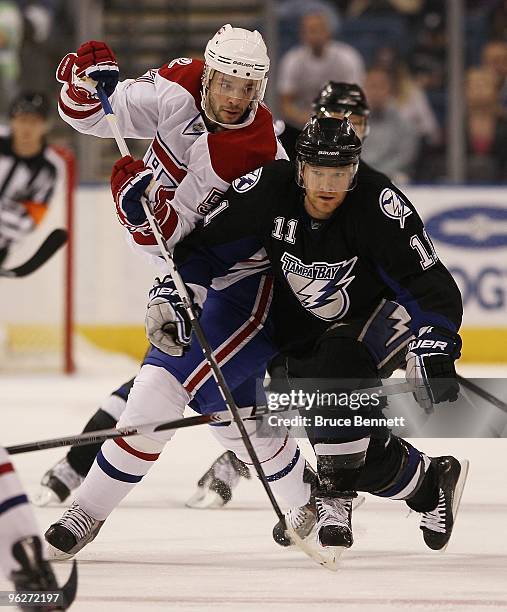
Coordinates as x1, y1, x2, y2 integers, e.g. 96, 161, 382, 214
10, 535, 78, 610
419, 456, 469, 552
315, 495, 354, 547
32, 457, 84, 507
280, 494, 353, 572
45, 502, 104, 561
11, 536, 59, 592
185, 451, 251, 509
273, 493, 364, 547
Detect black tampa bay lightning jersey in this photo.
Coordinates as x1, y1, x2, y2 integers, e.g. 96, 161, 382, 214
175, 159, 463, 354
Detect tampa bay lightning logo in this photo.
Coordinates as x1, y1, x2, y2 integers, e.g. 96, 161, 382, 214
379, 188, 412, 229
232, 168, 263, 193
281, 253, 358, 321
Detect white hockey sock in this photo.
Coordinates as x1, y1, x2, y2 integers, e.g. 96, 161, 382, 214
76, 365, 189, 520
100, 393, 127, 421
0, 447, 41, 577
208, 422, 310, 508
75, 436, 162, 520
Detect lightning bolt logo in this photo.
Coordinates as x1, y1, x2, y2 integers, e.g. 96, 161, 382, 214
379, 188, 412, 228
386, 304, 412, 346
282, 255, 357, 321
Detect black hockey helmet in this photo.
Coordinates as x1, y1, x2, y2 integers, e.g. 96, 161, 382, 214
9, 92, 49, 119
312, 81, 369, 117
295, 117, 361, 192
296, 116, 361, 167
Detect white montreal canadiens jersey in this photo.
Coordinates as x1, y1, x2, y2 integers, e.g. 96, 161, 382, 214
58, 57, 287, 255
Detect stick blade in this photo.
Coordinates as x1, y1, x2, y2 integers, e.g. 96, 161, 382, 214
58, 560, 78, 609
0, 228, 68, 278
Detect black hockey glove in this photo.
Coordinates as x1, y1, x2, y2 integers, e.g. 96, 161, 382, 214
405, 326, 461, 412
145, 276, 201, 356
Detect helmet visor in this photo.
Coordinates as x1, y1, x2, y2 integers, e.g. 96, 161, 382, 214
297, 161, 359, 193
208, 71, 264, 102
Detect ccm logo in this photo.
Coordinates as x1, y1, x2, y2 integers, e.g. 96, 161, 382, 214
410, 340, 447, 350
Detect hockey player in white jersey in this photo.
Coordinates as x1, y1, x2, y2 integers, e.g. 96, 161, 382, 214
56, 26, 286, 252
44, 27, 315, 560
0, 446, 77, 609
34, 26, 294, 509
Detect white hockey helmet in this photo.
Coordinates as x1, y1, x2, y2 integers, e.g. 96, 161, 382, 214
202, 24, 270, 129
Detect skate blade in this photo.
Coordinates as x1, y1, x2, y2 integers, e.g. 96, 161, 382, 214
45, 542, 76, 562
286, 525, 344, 571
31, 486, 60, 507
440, 458, 470, 553
185, 487, 226, 509
352, 495, 365, 511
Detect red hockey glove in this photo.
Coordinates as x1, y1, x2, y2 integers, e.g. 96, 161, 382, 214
111, 156, 153, 227
56, 40, 118, 102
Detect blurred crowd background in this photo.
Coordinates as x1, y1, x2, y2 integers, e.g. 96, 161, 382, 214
0, 0, 506, 185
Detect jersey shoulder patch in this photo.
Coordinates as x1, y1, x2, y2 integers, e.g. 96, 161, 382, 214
232, 167, 263, 192
378, 187, 413, 229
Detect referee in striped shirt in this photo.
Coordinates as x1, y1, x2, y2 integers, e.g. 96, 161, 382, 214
0, 92, 59, 266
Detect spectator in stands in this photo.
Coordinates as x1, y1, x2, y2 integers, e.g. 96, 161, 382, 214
338, 0, 423, 18
277, 10, 365, 130
409, 9, 447, 127
0, 1, 23, 117
276, 0, 341, 57
374, 46, 441, 146
487, 0, 507, 41
481, 39, 507, 112
361, 67, 418, 183
465, 66, 507, 182
18, 0, 56, 96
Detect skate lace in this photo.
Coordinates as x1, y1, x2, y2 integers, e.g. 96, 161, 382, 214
285, 505, 313, 531
316, 497, 352, 530
56, 503, 96, 541
212, 452, 241, 488
420, 490, 446, 533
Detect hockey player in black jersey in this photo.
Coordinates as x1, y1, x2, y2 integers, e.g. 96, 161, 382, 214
155, 115, 469, 556
189, 81, 376, 509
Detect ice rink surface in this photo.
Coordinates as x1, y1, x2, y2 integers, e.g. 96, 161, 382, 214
1, 361, 507, 612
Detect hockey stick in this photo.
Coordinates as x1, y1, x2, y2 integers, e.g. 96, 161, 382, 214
6, 382, 414, 455
59, 560, 78, 610
457, 374, 507, 414
0, 228, 67, 278
94, 85, 287, 522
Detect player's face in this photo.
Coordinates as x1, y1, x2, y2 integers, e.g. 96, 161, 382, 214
208, 72, 258, 124
11, 113, 48, 151
320, 110, 368, 140
303, 164, 356, 219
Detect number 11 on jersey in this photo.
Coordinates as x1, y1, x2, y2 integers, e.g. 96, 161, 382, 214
272, 217, 298, 244
410, 229, 438, 270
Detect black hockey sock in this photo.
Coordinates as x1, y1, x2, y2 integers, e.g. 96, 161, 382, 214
316, 451, 365, 496
405, 462, 439, 513
66, 408, 117, 477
